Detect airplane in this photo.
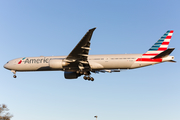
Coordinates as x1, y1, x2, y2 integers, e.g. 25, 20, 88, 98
4, 28, 176, 81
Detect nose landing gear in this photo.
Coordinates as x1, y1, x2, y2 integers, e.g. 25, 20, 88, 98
13, 75, 17, 78
11, 70, 17, 78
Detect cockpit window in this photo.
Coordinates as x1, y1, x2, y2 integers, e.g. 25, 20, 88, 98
7, 62, 9, 63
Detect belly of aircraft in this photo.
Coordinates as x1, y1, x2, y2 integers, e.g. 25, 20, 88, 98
89, 59, 134, 69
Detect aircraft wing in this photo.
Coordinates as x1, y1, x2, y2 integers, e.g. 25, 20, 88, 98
64, 28, 96, 71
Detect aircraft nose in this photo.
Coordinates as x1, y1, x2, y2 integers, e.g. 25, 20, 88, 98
4, 63, 8, 69
4, 62, 10, 70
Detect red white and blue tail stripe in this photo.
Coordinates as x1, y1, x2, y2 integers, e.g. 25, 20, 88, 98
144, 30, 173, 57
136, 30, 174, 62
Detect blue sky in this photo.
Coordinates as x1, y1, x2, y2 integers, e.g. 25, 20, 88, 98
0, 0, 180, 120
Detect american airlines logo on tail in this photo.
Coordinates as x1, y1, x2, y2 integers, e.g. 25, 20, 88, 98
136, 30, 174, 62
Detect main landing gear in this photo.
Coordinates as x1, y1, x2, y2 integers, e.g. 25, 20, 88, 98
83, 76, 94, 81
77, 70, 94, 81
11, 70, 17, 78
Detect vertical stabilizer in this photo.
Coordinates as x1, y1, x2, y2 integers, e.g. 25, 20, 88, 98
142, 30, 174, 58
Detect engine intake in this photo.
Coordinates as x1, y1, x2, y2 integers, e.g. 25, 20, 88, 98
64, 71, 80, 79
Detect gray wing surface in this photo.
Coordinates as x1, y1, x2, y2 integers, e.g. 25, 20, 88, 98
66, 28, 96, 60
64, 28, 96, 71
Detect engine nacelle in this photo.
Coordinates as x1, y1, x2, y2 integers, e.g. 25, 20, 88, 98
64, 71, 80, 79
49, 59, 69, 69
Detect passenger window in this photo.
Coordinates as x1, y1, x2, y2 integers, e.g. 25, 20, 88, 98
94, 58, 100, 60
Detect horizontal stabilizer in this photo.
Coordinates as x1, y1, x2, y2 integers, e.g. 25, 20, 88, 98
167, 60, 176, 63
152, 48, 175, 59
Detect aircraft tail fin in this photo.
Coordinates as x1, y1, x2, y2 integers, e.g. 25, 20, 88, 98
142, 30, 174, 58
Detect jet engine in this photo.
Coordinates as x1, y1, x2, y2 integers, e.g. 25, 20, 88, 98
64, 71, 81, 79
49, 59, 69, 69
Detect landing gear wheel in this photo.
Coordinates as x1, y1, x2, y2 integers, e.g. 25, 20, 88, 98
13, 75, 17, 78
83, 76, 87, 80
80, 71, 84, 75
83, 76, 93, 81
90, 77, 94, 81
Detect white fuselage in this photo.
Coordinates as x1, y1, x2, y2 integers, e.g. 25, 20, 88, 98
4, 54, 173, 72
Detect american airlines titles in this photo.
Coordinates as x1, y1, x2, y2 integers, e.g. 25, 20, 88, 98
23, 58, 49, 64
